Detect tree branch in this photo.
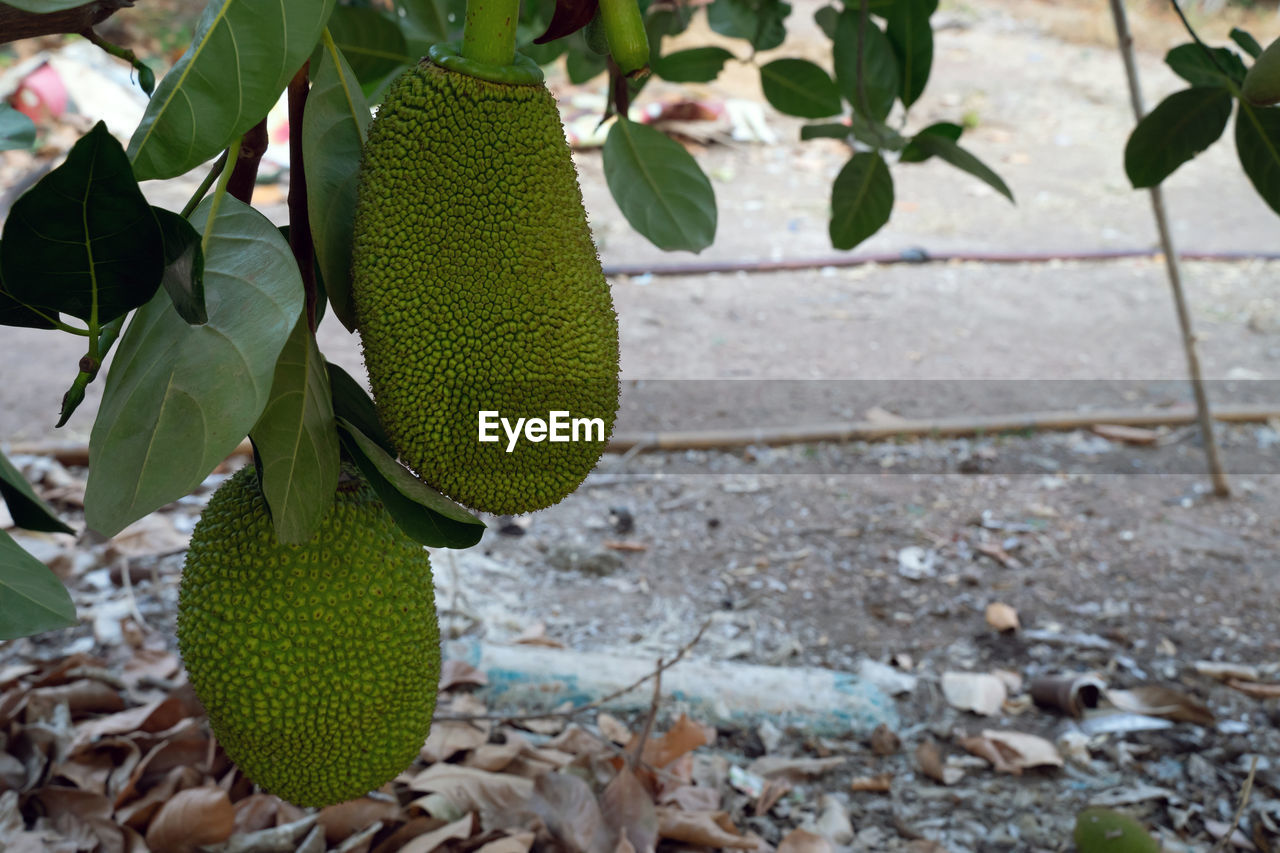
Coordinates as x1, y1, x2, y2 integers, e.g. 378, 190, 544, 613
0, 0, 134, 46
225, 119, 268, 205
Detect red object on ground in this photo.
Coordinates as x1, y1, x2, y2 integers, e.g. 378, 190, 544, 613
9, 63, 68, 122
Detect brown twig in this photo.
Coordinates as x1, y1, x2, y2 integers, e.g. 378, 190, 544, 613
1209, 755, 1259, 853
0, 0, 133, 45
628, 654, 663, 768
434, 618, 712, 724
225, 120, 268, 205
286, 62, 317, 332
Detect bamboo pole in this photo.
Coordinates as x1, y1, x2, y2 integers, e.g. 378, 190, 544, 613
1107, 0, 1231, 496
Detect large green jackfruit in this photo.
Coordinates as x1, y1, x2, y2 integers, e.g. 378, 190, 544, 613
351, 58, 620, 516
177, 467, 439, 807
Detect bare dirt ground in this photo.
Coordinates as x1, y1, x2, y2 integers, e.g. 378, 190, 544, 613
3, 0, 1280, 851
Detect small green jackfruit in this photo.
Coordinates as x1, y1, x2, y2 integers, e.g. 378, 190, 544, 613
177, 467, 439, 807
351, 57, 620, 516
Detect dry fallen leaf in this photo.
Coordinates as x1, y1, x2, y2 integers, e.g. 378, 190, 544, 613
473, 830, 537, 853
400, 813, 476, 853
985, 602, 1020, 632
144, 786, 234, 853
1091, 423, 1160, 445
531, 771, 613, 853
661, 785, 720, 811
26, 680, 125, 719
941, 672, 1007, 716
915, 739, 963, 786
1105, 686, 1214, 726
466, 740, 527, 773
655, 807, 755, 848
1226, 680, 1280, 700
513, 622, 565, 648
422, 721, 490, 764
869, 723, 900, 756
849, 773, 893, 793
597, 713, 631, 745
638, 714, 714, 769
753, 778, 790, 816
746, 756, 846, 781
601, 767, 658, 853
406, 764, 534, 816
317, 796, 403, 844
776, 828, 834, 853
439, 660, 488, 692
1194, 661, 1260, 682
959, 730, 1063, 774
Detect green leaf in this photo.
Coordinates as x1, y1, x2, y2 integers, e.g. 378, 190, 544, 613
153, 207, 206, 325
814, 4, 838, 39
1235, 102, 1280, 215
652, 47, 735, 83
326, 361, 394, 455
0, 0, 87, 10
0, 529, 76, 641
1231, 28, 1263, 60
0, 105, 35, 151
603, 118, 717, 252
398, 0, 465, 46
566, 47, 608, 83
833, 11, 899, 121
304, 33, 369, 332
1244, 36, 1280, 107
801, 122, 850, 141
2, 122, 163, 324
249, 315, 340, 544
1074, 808, 1159, 853
848, 113, 906, 150
0, 260, 56, 330
829, 151, 893, 251
1124, 87, 1233, 188
127, 0, 337, 181
884, 0, 935, 108
84, 196, 304, 537
328, 5, 412, 85
0, 452, 74, 534
905, 133, 1013, 201
337, 419, 485, 549
1165, 44, 1246, 88
759, 59, 842, 118
899, 120, 961, 161
707, 0, 791, 52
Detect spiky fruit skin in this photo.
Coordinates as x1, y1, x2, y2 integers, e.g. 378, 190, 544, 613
177, 467, 439, 808
351, 60, 620, 516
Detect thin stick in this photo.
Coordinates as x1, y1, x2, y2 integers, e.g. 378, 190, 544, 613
435, 618, 711, 723
629, 655, 663, 768
1209, 755, 1258, 853
1107, 0, 1230, 497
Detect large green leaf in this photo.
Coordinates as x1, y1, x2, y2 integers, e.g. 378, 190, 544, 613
884, 0, 935, 108
0, 105, 35, 151
904, 134, 1013, 201
1244, 35, 1280, 107
127, 0, 337, 181
326, 361, 394, 455
0, 530, 76, 641
833, 11, 899, 121
250, 315, 340, 544
0, 452, 73, 534
153, 207, 206, 325
1125, 87, 1233, 188
85, 196, 304, 536
328, 5, 412, 85
759, 59, 842, 119
652, 47, 735, 83
1235, 102, 1280, 215
603, 118, 716, 252
304, 33, 369, 332
398, 0, 465, 46
336, 419, 485, 549
1, 122, 163, 324
1, 0, 87, 10
706, 0, 790, 52
0, 260, 56, 330
829, 151, 893, 251
566, 47, 608, 83
1165, 44, 1245, 89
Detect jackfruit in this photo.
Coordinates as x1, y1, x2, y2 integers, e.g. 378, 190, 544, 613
350, 50, 620, 516
177, 466, 439, 807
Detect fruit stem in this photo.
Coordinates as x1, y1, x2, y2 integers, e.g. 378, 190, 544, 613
461, 0, 518, 68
